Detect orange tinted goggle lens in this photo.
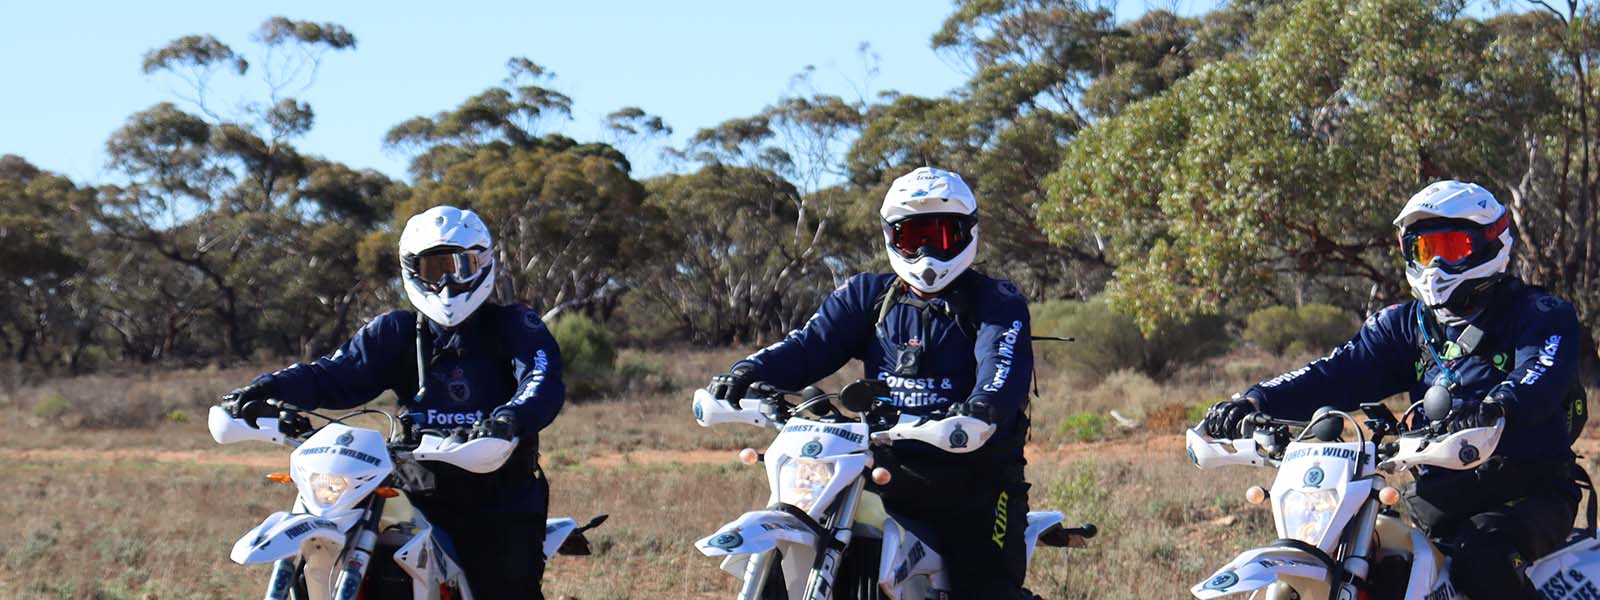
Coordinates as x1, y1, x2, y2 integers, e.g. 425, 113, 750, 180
415, 251, 481, 285
1410, 231, 1474, 265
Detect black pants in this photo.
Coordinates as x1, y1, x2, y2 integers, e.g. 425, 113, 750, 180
413, 467, 550, 599
1403, 459, 1580, 600
872, 447, 1031, 600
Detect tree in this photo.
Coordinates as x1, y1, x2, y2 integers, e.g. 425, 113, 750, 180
100, 17, 397, 361
386, 59, 650, 321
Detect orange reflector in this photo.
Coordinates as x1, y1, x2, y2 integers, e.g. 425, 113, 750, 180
1245, 486, 1268, 505
1379, 486, 1401, 506
871, 468, 893, 485
266, 472, 293, 484
375, 486, 400, 498
738, 448, 760, 465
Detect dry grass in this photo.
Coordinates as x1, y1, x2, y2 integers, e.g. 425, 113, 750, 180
8, 347, 1598, 599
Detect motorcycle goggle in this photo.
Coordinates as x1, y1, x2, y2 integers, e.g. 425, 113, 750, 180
884, 214, 975, 261
407, 247, 490, 293
1399, 213, 1509, 269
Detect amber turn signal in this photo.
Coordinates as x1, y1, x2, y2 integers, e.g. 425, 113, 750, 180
871, 468, 893, 485
1245, 486, 1268, 505
375, 486, 400, 498
1379, 486, 1401, 506
266, 472, 293, 484
738, 448, 760, 465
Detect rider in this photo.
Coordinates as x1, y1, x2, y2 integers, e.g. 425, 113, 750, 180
218, 205, 564, 599
1203, 180, 1585, 599
708, 166, 1036, 599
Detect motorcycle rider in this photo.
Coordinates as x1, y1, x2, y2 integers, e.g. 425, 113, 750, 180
218, 205, 564, 599
1203, 180, 1586, 599
708, 166, 1036, 599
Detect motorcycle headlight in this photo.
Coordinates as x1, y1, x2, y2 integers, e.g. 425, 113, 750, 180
779, 459, 836, 512
308, 472, 351, 506
1280, 488, 1340, 546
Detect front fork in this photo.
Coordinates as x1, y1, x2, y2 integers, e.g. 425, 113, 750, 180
802, 478, 869, 600
332, 495, 387, 600
1334, 498, 1382, 600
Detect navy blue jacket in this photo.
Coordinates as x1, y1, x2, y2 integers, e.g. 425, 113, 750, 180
738, 271, 1033, 459
1248, 281, 1581, 462
261, 303, 564, 511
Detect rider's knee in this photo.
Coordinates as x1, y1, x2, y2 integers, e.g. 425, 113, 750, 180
1448, 528, 1536, 600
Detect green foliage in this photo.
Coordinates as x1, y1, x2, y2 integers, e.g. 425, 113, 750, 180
31, 394, 67, 420
1244, 304, 1358, 355
1057, 412, 1110, 442
548, 314, 617, 400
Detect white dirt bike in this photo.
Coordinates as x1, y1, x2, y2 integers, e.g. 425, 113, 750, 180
1186, 388, 1597, 600
691, 379, 1097, 600
209, 402, 605, 600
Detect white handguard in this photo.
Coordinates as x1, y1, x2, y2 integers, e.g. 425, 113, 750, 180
411, 434, 518, 474
1185, 426, 1267, 469
1377, 419, 1503, 473
871, 414, 994, 453
208, 405, 290, 446
692, 388, 775, 429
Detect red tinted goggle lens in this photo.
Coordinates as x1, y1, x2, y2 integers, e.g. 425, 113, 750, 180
1407, 231, 1474, 265
890, 216, 967, 257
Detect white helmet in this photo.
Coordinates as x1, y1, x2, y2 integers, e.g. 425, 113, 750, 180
880, 167, 979, 294
399, 206, 496, 328
1393, 180, 1513, 310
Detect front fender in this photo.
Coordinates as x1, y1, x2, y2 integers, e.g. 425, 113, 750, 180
230, 512, 347, 564
695, 510, 818, 557
1192, 546, 1329, 599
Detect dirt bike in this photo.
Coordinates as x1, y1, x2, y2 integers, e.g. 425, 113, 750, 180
691, 379, 1097, 599
1185, 387, 1598, 599
208, 402, 605, 600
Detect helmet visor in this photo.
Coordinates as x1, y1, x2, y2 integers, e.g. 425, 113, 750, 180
1406, 230, 1475, 266
886, 214, 974, 261
410, 247, 489, 293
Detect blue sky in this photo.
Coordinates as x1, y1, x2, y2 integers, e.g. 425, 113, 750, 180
1, 1, 1217, 184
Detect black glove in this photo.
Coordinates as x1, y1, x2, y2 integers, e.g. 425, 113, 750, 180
471, 408, 518, 440
221, 379, 279, 428
1447, 397, 1507, 432
1203, 394, 1257, 439
710, 364, 757, 404
954, 397, 995, 424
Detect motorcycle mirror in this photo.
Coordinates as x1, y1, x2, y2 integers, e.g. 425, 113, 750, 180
1423, 385, 1454, 422
838, 380, 889, 415
1308, 407, 1343, 442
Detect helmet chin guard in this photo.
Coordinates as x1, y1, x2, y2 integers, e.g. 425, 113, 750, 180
881, 167, 979, 293
399, 206, 496, 327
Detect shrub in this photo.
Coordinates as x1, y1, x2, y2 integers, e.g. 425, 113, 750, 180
1244, 304, 1357, 355
548, 314, 617, 400
1032, 298, 1230, 381
31, 394, 67, 420
1058, 412, 1110, 442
